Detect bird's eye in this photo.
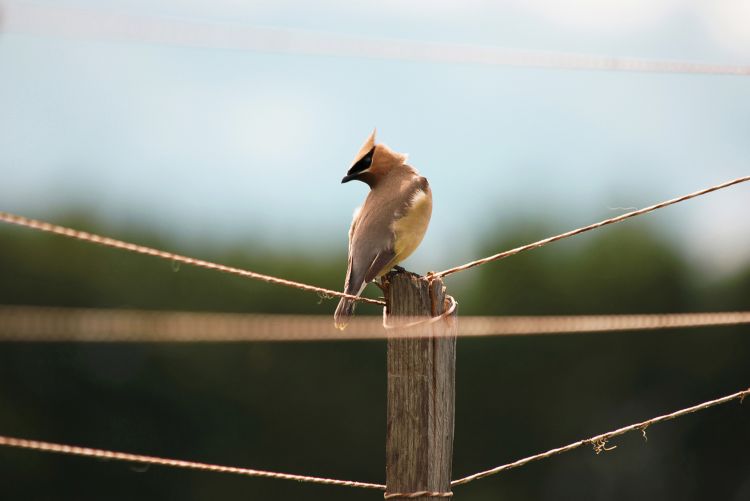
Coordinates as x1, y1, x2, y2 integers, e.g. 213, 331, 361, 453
347, 147, 375, 175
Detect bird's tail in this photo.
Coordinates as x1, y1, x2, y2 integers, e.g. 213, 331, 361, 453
334, 298, 356, 330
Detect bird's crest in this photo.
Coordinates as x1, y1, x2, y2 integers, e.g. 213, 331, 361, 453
350, 128, 377, 167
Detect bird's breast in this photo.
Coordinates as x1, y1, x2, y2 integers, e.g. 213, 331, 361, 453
392, 188, 432, 262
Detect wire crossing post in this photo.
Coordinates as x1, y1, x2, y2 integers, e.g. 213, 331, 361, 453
385, 271, 457, 500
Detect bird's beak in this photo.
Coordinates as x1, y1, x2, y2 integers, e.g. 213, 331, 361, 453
341, 173, 357, 183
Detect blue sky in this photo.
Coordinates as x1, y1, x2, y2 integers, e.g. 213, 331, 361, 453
1, 0, 749, 277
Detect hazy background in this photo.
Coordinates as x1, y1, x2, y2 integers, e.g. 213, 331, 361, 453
0, 1, 748, 500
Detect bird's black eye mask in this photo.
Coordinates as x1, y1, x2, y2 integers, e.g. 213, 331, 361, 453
347, 147, 375, 176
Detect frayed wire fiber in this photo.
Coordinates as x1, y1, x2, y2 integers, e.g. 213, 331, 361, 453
450, 387, 750, 486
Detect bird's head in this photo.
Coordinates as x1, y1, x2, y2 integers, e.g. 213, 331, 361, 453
341, 129, 407, 187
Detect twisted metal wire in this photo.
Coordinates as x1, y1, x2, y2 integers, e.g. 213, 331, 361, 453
434, 176, 750, 278
4, 2, 750, 76
1, 306, 748, 342
0, 435, 386, 490
2, 388, 747, 491
451, 387, 750, 486
0, 212, 384, 306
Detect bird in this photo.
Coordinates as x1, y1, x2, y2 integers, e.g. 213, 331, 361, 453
334, 130, 432, 330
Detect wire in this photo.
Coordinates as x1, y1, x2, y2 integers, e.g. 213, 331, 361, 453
0, 435, 386, 490
3, 2, 750, 76
0, 212, 384, 306
456, 311, 750, 337
451, 386, 750, 486
433, 175, 750, 278
1, 306, 749, 342
385, 491, 452, 499
1, 387, 747, 491
2, 175, 748, 314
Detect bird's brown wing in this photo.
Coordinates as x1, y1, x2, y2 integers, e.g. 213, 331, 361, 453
363, 248, 396, 283
343, 246, 395, 296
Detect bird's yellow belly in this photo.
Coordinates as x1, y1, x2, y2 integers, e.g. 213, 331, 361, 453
391, 190, 432, 266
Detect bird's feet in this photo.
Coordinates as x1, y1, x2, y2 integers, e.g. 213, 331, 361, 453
376, 266, 418, 294
384, 265, 421, 281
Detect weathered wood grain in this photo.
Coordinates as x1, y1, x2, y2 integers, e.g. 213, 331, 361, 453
385, 271, 457, 500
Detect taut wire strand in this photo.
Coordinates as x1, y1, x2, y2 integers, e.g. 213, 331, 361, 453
0, 212, 384, 306
1, 306, 749, 342
382, 295, 457, 331
4, 2, 750, 76
0, 435, 386, 490
434, 175, 750, 278
2, 388, 748, 491
450, 387, 750, 487
384, 491, 453, 499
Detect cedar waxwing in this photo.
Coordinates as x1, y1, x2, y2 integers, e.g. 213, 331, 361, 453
334, 130, 433, 329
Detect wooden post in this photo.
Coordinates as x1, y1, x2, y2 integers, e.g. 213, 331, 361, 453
385, 271, 457, 500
